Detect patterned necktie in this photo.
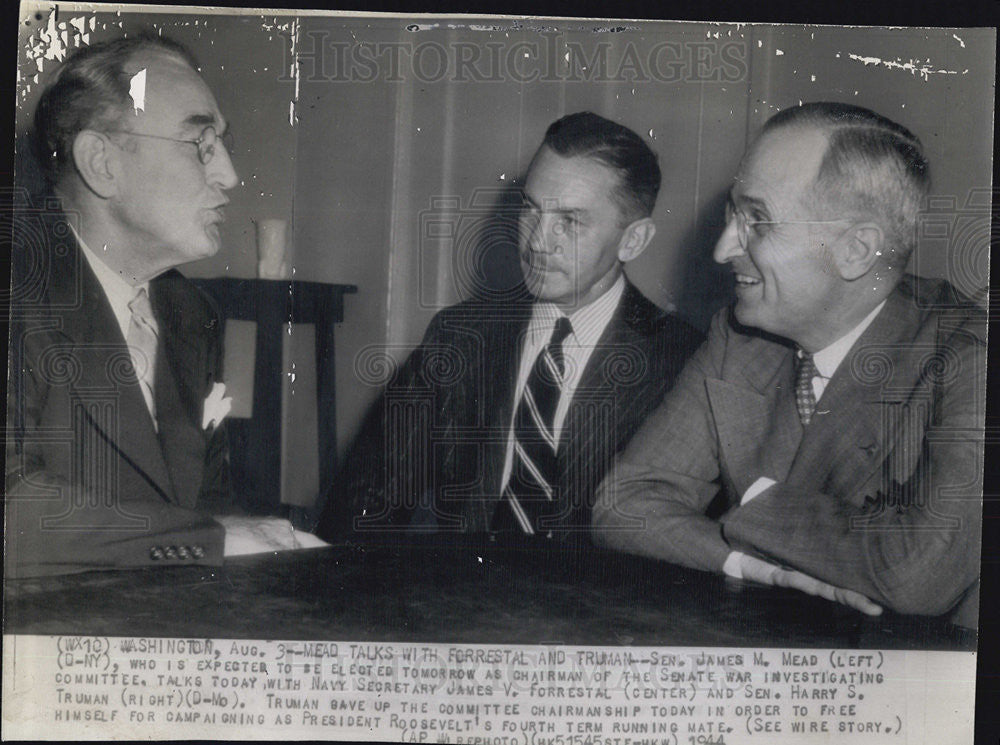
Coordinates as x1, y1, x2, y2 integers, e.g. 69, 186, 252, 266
493, 316, 573, 535
795, 350, 818, 426
127, 287, 159, 425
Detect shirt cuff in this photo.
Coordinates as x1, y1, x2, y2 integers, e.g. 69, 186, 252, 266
723, 551, 747, 579
741, 476, 777, 505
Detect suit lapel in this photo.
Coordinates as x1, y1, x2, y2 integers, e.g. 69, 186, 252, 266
53, 242, 176, 503
150, 275, 210, 432
561, 283, 650, 451
458, 306, 529, 530
787, 285, 927, 503
707, 331, 802, 499
556, 284, 672, 528
150, 274, 214, 509
556, 294, 634, 530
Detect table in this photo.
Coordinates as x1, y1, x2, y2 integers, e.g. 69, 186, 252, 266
3, 538, 972, 650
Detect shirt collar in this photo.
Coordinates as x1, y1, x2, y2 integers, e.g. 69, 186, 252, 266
811, 299, 887, 379
528, 274, 626, 348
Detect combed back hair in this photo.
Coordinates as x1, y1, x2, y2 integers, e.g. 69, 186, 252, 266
762, 102, 930, 266
34, 34, 200, 187
541, 111, 661, 224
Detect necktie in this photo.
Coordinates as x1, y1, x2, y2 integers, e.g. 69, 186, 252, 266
795, 350, 818, 426
493, 316, 573, 535
127, 287, 159, 425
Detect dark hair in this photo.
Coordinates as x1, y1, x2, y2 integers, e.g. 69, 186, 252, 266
762, 102, 930, 264
541, 111, 661, 223
34, 34, 199, 186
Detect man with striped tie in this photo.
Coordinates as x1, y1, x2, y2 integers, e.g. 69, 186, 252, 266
593, 103, 984, 627
317, 112, 702, 545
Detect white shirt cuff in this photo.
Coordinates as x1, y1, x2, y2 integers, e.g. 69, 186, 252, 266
723, 551, 747, 578
741, 476, 777, 505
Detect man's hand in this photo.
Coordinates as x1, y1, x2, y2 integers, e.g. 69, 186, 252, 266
731, 552, 883, 616
215, 515, 328, 557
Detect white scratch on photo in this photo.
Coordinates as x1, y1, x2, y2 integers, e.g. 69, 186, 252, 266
129, 68, 146, 113
847, 53, 965, 81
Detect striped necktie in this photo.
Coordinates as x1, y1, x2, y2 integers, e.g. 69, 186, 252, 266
493, 316, 573, 536
795, 350, 818, 426
127, 287, 159, 426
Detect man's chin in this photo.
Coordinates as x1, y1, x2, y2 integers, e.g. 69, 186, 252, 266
732, 301, 759, 328
188, 232, 223, 261
204, 224, 224, 255
520, 271, 546, 298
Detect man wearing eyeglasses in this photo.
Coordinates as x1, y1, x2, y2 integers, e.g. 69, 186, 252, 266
6, 35, 288, 577
593, 102, 984, 627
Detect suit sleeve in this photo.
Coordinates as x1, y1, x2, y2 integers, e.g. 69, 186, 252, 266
314, 313, 445, 542
721, 318, 984, 616
592, 310, 734, 572
4, 316, 225, 578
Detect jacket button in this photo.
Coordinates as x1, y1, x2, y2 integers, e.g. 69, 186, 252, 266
164, 546, 178, 559
149, 547, 164, 560
191, 545, 205, 559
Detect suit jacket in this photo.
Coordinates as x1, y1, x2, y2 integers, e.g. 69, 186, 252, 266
316, 281, 703, 543
593, 275, 984, 625
5, 215, 234, 577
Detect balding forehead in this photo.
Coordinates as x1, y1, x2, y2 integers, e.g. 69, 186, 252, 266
121, 46, 223, 137
123, 45, 195, 75
736, 125, 829, 201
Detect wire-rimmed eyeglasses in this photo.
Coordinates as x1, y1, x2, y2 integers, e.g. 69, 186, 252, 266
107, 125, 234, 165
724, 195, 852, 249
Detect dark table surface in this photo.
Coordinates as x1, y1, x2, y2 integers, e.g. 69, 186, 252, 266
3, 538, 973, 650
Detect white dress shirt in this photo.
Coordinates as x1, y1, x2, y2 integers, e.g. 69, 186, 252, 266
499, 274, 626, 492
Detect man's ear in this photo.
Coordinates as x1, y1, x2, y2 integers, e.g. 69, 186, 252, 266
836, 222, 884, 280
70, 130, 120, 199
617, 217, 656, 263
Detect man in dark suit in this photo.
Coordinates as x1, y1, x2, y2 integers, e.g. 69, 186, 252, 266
6, 36, 290, 577
316, 112, 702, 545
593, 103, 984, 627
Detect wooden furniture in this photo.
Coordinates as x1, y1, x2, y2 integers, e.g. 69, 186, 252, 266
191, 278, 356, 520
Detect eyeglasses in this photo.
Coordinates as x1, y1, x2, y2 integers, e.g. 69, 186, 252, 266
108, 125, 234, 165
724, 195, 852, 249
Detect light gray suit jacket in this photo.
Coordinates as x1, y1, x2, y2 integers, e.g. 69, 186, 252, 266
593, 275, 984, 626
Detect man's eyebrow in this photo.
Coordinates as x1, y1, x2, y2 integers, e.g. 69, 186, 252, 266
523, 195, 581, 215
181, 113, 221, 131
731, 191, 769, 214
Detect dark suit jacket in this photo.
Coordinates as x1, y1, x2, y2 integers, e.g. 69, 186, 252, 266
5, 216, 234, 577
316, 281, 703, 544
593, 275, 984, 626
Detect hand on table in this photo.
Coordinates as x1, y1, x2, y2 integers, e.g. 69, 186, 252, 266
215, 515, 329, 557
727, 552, 883, 616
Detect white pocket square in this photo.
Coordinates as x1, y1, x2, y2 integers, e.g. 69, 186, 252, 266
203, 382, 233, 430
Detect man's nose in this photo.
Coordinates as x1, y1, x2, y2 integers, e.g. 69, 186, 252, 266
713, 219, 744, 264
521, 211, 547, 253
208, 143, 239, 191
528, 213, 563, 254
